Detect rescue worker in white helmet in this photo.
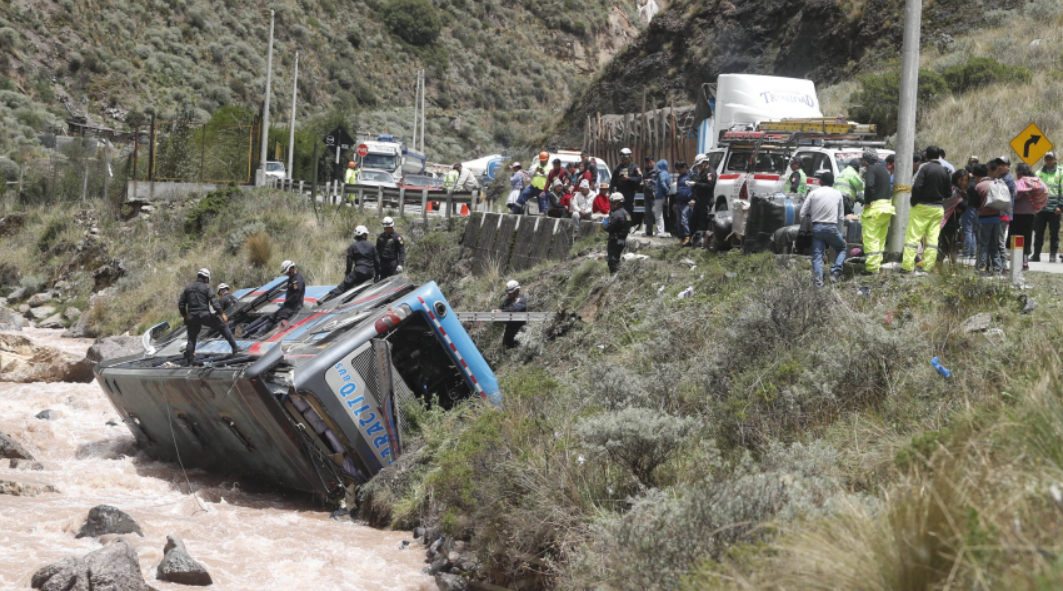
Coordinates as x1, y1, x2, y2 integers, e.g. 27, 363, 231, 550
243, 261, 305, 337
217, 283, 237, 312
604, 192, 631, 273
178, 268, 240, 366
377, 217, 405, 280
326, 226, 379, 300
492, 280, 527, 349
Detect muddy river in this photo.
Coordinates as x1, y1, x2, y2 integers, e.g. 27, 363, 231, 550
0, 329, 432, 590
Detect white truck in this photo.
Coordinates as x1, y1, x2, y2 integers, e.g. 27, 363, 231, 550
357, 134, 427, 179
698, 74, 824, 153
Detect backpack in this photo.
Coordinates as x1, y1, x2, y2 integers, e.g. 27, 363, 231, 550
1022, 176, 1048, 212
984, 179, 1012, 212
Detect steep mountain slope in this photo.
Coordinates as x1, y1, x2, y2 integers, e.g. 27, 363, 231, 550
555, 0, 1022, 143
0, 0, 643, 161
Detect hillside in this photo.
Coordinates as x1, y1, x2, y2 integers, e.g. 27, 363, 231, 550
0, 0, 645, 164
554, 0, 1025, 144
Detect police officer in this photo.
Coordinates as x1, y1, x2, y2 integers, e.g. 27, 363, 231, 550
243, 260, 305, 337
609, 147, 642, 216
605, 192, 631, 273
326, 226, 379, 299
377, 217, 405, 279
217, 283, 237, 312
178, 268, 239, 366
493, 280, 526, 349
690, 154, 718, 240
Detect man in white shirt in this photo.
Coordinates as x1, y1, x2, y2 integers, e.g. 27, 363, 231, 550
799, 171, 847, 287
571, 179, 594, 223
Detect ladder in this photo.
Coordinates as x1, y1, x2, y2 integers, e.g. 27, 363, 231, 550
456, 312, 555, 322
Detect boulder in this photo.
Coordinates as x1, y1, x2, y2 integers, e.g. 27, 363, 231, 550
76, 505, 145, 538
31, 539, 150, 591
86, 336, 143, 364
0, 307, 27, 332
962, 313, 992, 333
156, 535, 213, 586
0, 333, 95, 383
0, 479, 58, 496
0, 430, 34, 460
38, 313, 66, 329
26, 306, 56, 320
435, 573, 469, 591
18, 304, 29, 314
36, 409, 55, 420
64, 306, 82, 321
7, 287, 26, 301
27, 292, 52, 307
9, 458, 45, 470
62, 313, 95, 339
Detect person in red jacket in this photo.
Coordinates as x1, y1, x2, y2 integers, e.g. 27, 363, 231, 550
592, 184, 611, 220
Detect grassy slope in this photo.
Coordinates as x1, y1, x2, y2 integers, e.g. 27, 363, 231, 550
0, 0, 640, 164
8, 185, 1063, 589
819, 2, 1063, 159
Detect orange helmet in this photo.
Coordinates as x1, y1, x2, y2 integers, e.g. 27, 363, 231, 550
348, 161, 356, 168
539, 151, 549, 161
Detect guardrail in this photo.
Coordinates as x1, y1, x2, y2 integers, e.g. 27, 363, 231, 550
265, 177, 484, 220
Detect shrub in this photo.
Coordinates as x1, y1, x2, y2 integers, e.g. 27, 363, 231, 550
577, 408, 700, 486
848, 68, 948, 137
381, 0, 442, 47
942, 57, 1031, 94
184, 185, 238, 236
245, 232, 273, 268
37, 218, 67, 252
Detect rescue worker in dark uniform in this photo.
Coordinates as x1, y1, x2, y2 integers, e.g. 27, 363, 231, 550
243, 260, 305, 338
493, 280, 526, 349
217, 283, 237, 312
689, 154, 718, 240
326, 225, 379, 299
609, 147, 642, 217
376, 216, 405, 280
178, 268, 239, 366
605, 192, 631, 273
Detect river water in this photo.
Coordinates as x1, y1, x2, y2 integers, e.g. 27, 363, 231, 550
0, 329, 433, 591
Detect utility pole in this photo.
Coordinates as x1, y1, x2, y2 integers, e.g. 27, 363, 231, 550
411, 72, 419, 151
257, 9, 275, 186
419, 69, 426, 154
287, 51, 299, 180
887, 0, 922, 258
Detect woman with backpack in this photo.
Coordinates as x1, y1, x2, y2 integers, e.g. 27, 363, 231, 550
1011, 162, 1048, 271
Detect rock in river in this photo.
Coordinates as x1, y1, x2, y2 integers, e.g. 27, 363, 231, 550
0, 429, 34, 460
157, 535, 213, 586
76, 505, 145, 539
0, 333, 95, 382
32, 539, 150, 591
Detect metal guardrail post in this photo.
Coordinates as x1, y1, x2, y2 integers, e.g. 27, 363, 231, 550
298, 180, 304, 196
446, 189, 454, 219
399, 187, 406, 217
358, 187, 365, 212
377, 186, 384, 217
421, 188, 428, 221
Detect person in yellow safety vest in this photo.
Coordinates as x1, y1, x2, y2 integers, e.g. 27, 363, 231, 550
859, 149, 894, 274
443, 163, 461, 190
344, 161, 359, 185
786, 156, 809, 195
836, 158, 865, 214
902, 145, 951, 274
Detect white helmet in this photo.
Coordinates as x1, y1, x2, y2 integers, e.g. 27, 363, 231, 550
197, 268, 211, 279
280, 260, 295, 274
609, 192, 624, 202
354, 225, 369, 237
382, 216, 395, 228
505, 280, 520, 294
217, 283, 230, 292
620, 147, 632, 156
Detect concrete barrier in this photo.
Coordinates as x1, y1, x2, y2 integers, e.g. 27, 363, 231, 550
464, 212, 600, 273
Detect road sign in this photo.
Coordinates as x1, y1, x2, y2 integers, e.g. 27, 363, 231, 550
323, 127, 355, 150
1010, 122, 1054, 166
356, 144, 369, 158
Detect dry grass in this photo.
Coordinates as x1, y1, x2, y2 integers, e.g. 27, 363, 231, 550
244, 232, 273, 268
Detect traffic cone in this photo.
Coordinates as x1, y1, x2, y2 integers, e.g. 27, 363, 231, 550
460, 204, 469, 216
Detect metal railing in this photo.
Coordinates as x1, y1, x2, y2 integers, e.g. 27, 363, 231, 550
264, 177, 486, 220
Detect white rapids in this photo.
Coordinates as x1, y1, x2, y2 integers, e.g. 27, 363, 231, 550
0, 329, 433, 591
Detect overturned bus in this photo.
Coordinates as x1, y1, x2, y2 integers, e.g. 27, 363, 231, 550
94, 276, 500, 499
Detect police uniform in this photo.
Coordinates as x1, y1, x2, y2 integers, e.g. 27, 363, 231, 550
376, 231, 405, 279
327, 240, 379, 298
219, 293, 237, 312
242, 271, 305, 338
606, 206, 632, 273
178, 279, 238, 364
499, 293, 527, 349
